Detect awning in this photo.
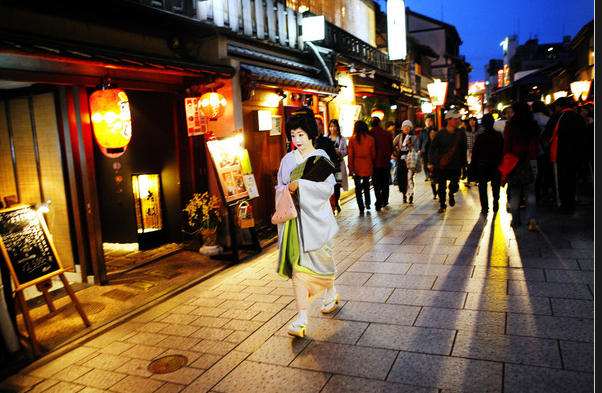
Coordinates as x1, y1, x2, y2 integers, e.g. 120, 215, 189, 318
240, 64, 338, 94
0, 30, 236, 84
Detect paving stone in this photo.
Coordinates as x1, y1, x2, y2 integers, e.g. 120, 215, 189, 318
508, 257, 580, 269
415, 307, 506, 334
189, 339, 237, 355
285, 317, 369, 344
124, 331, 169, 346
110, 374, 165, 393
451, 331, 562, 368
119, 344, 168, 361
357, 250, 394, 261
53, 364, 94, 382
154, 336, 199, 351
25, 346, 99, 379
387, 288, 467, 309
73, 368, 127, 390
290, 341, 398, 380
386, 252, 448, 264
336, 301, 420, 325
322, 374, 438, 393
357, 323, 456, 355
406, 263, 474, 278
347, 260, 412, 275
550, 298, 594, 318
158, 323, 199, 337
78, 387, 113, 393
558, 340, 594, 373
364, 273, 437, 290
464, 293, 552, 315
336, 284, 393, 303
506, 313, 593, 342
212, 360, 329, 393
81, 353, 131, 371
544, 269, 594, 284
247, 336, 311, 366
431, 276, 508, 294
188, 353, 222, 370
504, 363, 593, 393
335, 271, 372, 286
189, 327, 233, 342
507, 281, 592, 299
32, 380, 85, 393
150, 365, 205, 385
114, 358, 155, 377
387, 351, 503, 392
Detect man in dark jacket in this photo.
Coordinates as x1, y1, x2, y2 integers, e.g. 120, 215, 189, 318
543, 97, 587, 213
418, 114, 436, 181
427, 110, 467, 212
370, 117, 393, 211
472, 114, 504, 214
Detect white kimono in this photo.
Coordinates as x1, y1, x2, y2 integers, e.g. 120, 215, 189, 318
276, 149, 339, 277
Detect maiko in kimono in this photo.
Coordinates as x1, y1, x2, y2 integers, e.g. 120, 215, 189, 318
276, 107, 339, 338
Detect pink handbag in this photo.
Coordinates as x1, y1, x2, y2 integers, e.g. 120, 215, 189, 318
271, 187, 297, 224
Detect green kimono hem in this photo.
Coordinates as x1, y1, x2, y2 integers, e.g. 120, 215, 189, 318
277, 219, 299, 279
277, 218, 334, 279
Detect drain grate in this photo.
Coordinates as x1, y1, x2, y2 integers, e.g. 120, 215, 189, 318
126, 280, 158, 291
144, 268, 181, 279
102, 289, 136, 301
148, 355, 188, 374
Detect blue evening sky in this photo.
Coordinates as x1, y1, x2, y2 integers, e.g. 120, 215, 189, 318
375, 0, 594, 81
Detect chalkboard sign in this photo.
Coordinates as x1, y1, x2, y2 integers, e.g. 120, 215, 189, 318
0, 205, 65, 290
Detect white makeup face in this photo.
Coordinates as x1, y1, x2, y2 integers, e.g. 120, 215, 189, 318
290, 128, 313, 154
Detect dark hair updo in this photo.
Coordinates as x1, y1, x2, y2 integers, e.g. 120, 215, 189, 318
285, 106, 319, 141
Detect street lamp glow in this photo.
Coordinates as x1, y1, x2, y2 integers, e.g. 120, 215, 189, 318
570, 80, 592, 101
302, 16, 325, 42
427, 79, 448, 107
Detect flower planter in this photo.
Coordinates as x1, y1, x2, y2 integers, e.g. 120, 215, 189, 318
199, 228, 222, 256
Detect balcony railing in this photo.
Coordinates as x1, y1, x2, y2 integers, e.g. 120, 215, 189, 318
134, 0, 410, 86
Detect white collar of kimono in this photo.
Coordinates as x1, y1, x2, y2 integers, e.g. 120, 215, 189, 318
293, 148, 319, 164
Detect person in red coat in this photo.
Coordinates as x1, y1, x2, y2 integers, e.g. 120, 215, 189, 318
370, 117, 393, 211
348, 120, 376, 214
543, 97, 587, 214
503, 101, 540, 230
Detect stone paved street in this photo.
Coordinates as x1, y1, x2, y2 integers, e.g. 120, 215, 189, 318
0, 178, 594, 393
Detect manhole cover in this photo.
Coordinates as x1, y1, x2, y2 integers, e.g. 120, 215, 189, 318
148, 355, 188, 374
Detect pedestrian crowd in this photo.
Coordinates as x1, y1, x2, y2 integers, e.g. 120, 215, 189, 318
330, 97, 592, 230
275, 98, 592, 338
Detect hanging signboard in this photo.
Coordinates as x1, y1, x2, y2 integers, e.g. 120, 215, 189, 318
206, 137, 251, 204
185, 97, 208, 136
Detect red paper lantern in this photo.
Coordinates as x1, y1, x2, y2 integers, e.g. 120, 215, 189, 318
371, 109, 385, 120
199, 92, 227, 119
89, 87, 132, 158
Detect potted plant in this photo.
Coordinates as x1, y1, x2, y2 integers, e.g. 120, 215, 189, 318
183, 192, 224, 255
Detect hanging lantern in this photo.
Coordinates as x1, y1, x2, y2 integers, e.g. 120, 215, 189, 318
89, 87, 132, 158
427, 79, 448, 107
569, 80, 592, 102
371, 109, 385, 120
199, 92, 227, 119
